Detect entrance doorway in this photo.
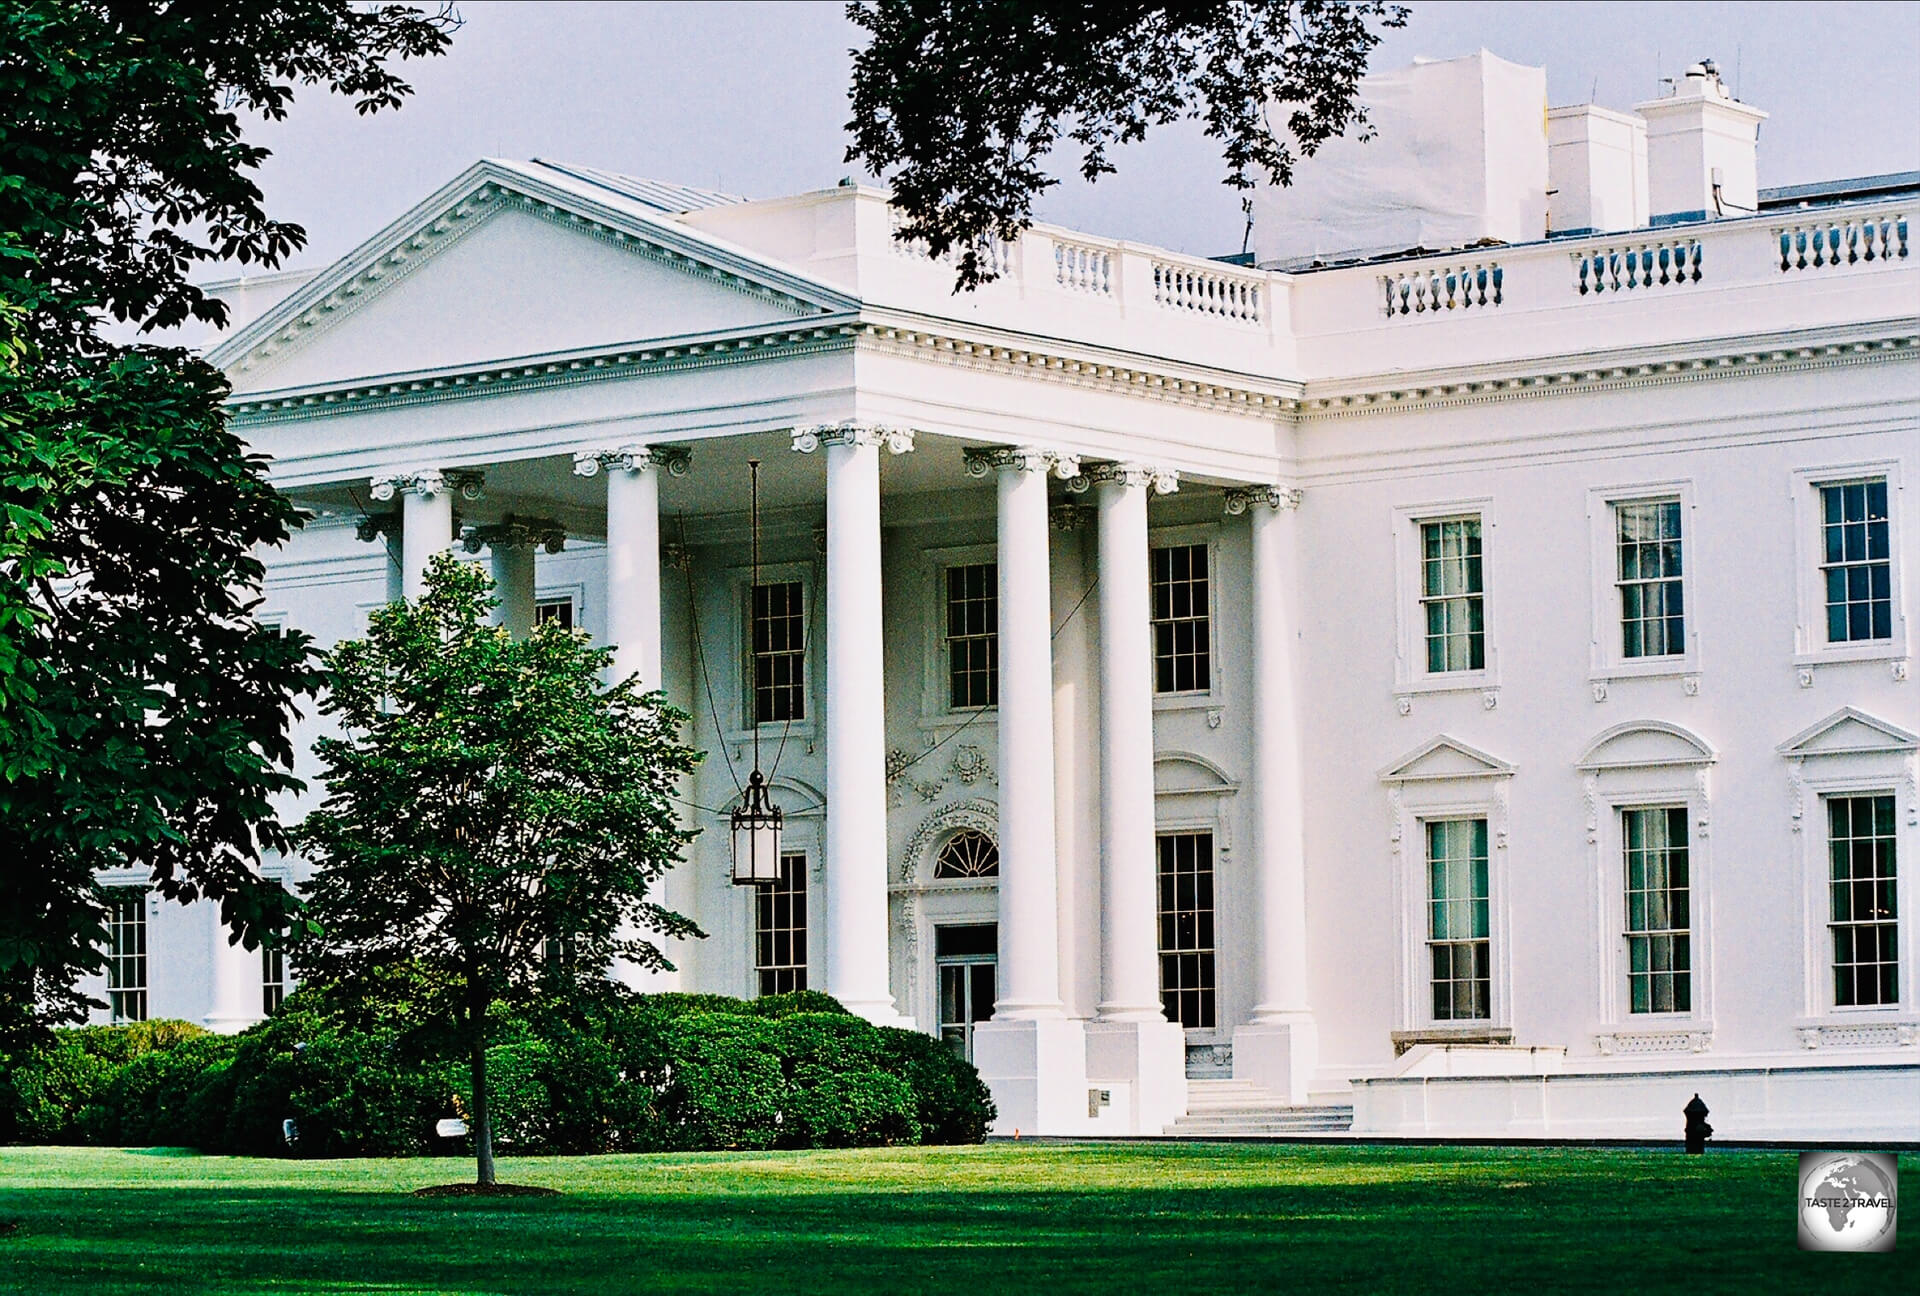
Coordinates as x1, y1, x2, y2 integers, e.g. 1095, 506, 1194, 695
935, 923, 997, 1061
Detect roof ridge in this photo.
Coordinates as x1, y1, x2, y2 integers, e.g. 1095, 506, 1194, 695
527, 158, 746, 212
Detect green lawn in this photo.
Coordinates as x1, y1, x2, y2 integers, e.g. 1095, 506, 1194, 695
0, 1143, 1909, 1293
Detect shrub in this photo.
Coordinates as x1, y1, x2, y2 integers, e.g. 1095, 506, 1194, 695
874, 1026, 996, 1144
452, 1040, 551, 1153
653, 1013, 787, 1151
750, 990, 849, 1020
220, 1010, 447, 1158
101, 1034, 237, 1147
786, 1069, 921, 1148
6, 1021, 213, 1145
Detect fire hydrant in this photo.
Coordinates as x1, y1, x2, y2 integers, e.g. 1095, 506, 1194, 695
1683, 1093, 1712, 1154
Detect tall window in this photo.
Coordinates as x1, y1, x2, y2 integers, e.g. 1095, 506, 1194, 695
1420, 518, 1484, 673
944, 564, 997, 709
755, 851, 808, 995
748, 581, 805, 724
261, 944, 286, 1015
1151, 543, 1211, 693
105, 888, 147, 1024
1821, 480, 1892, 643
1156, 831, 1216, 1028
1622, 807, 1691, 1013
1615, 500, 1684, 658
1829, 794, 1898, 1007
534, 596, 574, 630
1426, 819, 1490, 1021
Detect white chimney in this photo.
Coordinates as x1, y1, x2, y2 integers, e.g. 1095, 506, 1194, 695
1634, 60, 1767, 223
1548, 104, 1649, 234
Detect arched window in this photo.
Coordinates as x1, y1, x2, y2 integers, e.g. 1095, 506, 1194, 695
934, 829, 999, 879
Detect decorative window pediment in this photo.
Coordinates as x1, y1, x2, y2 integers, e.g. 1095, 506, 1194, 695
1777, 707, 1919, 760
1154, 751, 1238, 797
1378, 735, 1515, 785
1577, 721, 1716, 772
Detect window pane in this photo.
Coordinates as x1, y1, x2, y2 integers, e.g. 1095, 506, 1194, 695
1425, 819, 1491, 1021
1820, 481, 1894, 645
1151, 543, 1211, 696
1157, 832, 1216, 1028
754, 853, 808, 996
1827, 794, 1898, 1007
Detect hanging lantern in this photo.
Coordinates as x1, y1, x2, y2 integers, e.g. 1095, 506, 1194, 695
729, 457, 784, 886
731, 769, 784, 885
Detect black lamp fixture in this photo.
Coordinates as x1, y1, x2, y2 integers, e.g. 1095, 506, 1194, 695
730, 458, 783, 885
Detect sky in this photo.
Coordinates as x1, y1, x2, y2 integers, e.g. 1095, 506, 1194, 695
236, 0, 1920, 271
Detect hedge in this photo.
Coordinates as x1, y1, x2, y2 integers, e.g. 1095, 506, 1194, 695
0, 989, 995, 1155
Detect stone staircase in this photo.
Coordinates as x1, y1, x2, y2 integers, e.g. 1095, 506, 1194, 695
1163, 1079, 1354, 1138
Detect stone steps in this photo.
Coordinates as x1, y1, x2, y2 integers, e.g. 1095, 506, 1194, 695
1165, 1079, 1354, 1138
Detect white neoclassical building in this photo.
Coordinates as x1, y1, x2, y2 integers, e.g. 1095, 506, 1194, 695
86, 53, 1918, 1140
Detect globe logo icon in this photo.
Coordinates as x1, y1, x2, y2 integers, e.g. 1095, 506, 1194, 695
1798, 1152, 1897, 1252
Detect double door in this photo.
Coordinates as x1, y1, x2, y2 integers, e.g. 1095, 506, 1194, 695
935, 923, 997, 1061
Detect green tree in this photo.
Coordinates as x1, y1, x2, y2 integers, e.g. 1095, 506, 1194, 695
0, 2, 454, 1039
293, 555, 700, 1186
845, 0, 1408, 288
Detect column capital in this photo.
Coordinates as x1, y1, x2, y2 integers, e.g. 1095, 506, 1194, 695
963, 445, 1080, 480
791, 422, 915, 455
572, 445, 692, 477
354, 513, 400, 543
1223, 484, 1303, 515
1073, 461, 1179, 495
369, 469, 484, 502
461, 515, 566, 555
1049, 503, 1092, 532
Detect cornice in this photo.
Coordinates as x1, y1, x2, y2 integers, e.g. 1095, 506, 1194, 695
852, 317, 1302, 421
226, 319, 859, 425
1296, 322, 1920, 420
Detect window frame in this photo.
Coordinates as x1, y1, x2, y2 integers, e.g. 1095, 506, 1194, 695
723, 559, 817, 743
1587, 480, 1700, 684
1781, 713, 1916, 1028
917, 541, 1000, 726
533, 587, 581, 632
1393, 499, 1499, 696
1792, 461, 1909, 668
1154, 827, 1220, 1032
104, 885, 149, 1025
1824, 792, 1901, 1010
752, 849, 810, 997
1147, 523, 1222, 711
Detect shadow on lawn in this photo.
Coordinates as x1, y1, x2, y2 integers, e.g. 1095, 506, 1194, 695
0, 1151, 1899, 1296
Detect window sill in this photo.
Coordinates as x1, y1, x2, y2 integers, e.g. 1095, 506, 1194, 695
1390, 1026, 1512, 1055
1792, 643, 1907, 668
1591, 658, 1696, 682
1395, 669, 1499, 697
1153, 692, 1220, 714
723, 723, 816, 749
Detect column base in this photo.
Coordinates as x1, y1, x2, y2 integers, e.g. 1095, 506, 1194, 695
837, 999, 920, 1031
972, 1017, 1097, 1136
1232, 1014, 1319, 1104
202, 1014, 260, 1036
1086, 1018, 1188, 1134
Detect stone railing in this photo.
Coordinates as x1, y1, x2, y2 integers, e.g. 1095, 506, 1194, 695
885, 206, 1014, 277
1052, 238, 1114, 296
1574, 238, 1703, 296
1152, 260, 1264, 325
1774, 214, 1907, 272
1380, 262, 1504, 317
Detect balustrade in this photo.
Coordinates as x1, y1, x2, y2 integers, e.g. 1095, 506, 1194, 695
1152, 261, 1263, 324
1053, 239, 1113, 295
1575, 239, 1702, 295
1381, 262, 1503, 317
1775, 215, 1907, 271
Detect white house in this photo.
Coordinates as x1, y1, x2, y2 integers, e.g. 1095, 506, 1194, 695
87, 53, 1919, 1140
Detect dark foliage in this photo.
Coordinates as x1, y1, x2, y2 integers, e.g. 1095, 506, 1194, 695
0, 0, 453, 1041
846, 0, 1407, 288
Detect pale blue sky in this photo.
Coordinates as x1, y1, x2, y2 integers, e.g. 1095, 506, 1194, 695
245, 0, 1920, 267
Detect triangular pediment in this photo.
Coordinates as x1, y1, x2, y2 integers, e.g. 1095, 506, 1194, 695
1777, 707, 1919, 759
211, 160, 856, 395
1577, 721, 1716, 771
1378, 735, 1514, 783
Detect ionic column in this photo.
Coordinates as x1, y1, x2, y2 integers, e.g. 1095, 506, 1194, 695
966, 446, 1080, 1020
1226, 485, 1317, 1101
1085, 463, 1179, 1021
793, 422, 915, 1023
462, 517, 566, 639
370, 469, 483, 601
573, 446, 690, 686
203, 909, 261, 1033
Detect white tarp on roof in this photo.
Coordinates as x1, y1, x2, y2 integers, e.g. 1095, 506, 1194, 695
1251, 50, 1549, 269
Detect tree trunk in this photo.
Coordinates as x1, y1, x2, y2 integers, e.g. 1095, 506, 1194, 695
469, 999, 495, 1186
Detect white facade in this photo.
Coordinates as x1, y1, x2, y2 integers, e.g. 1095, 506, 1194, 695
84, 67, 1920, 1141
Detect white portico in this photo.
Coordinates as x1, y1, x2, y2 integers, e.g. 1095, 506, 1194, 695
92, 54, 1920, 1141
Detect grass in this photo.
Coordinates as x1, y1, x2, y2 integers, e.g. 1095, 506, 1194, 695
0, 1143, 1910, 1293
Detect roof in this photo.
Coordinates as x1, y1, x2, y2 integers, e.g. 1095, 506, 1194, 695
525, 159, 746, 213
1758, 171, 1920, 210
